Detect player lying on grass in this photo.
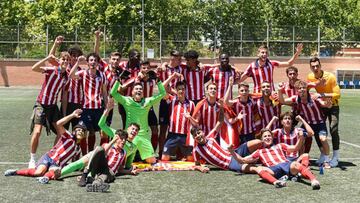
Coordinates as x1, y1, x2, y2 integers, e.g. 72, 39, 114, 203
190, 107, 262, 174
59, 99, 139, 181
4, 109, 87, 184
228, 128, 320, 189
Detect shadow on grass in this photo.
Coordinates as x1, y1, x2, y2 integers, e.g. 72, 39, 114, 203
309, 160, 356, 171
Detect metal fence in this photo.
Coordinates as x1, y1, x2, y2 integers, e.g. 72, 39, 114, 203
0, 24, 359, 59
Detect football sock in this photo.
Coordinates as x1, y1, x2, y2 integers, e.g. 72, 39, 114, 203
298, 165, 316, 181
258, 170, 277, 184
16, 168, 36, 177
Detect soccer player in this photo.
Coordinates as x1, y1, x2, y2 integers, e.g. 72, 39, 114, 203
267, 112, 314, 169
110, 70, 180, 163
279, 80, 332, 168
157, 50, 182, 158
69, 53, 108, 154
206, 53, 240, 99
239, 43, 303, 94
180, 50, 209, 105
224, 77, 258, 143
192, 82, 221, 136
254, 81, 281, 131
80, 132, 129, 192
191, 108, 262, 174
5, 109, 87, 184
161, 81, 197, 161
307, 57, 341, 167
228, 128, 321, 189
28, 52, 70, 168
49, 36, 84, 130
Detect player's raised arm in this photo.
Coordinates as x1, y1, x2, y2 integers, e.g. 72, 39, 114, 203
49, 36, 64, 57
224, 76, 235, 106
94, 30, 101, 55
69, 55, 85, 80
56, 109, 82, 134
278, 43, 303, 67
295, 115, 314, 137
31, 55, 57, 73
98, 99, 116, 139
266, 116, 279, 129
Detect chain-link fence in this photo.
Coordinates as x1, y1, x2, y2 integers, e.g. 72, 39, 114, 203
1, 24, 359, 59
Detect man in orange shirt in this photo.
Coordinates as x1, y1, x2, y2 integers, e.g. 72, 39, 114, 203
307, 57, 341, 167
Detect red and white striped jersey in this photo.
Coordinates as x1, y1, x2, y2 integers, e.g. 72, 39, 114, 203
272, 128, 301, 158
180, 64, 210, 101
106, 146, 126, 174
47, 130, 79, 168
194, 99, 220, 135
255, 98, 281, 130
244, 59, 280, 94
290, 96, 325, 124
194, 136, 231, 170
158, 65, 182, 90
250, 143, 289, 167
207, 67, 237, 99
232, 98, 257, 135
103, 65, 120, 93
120, 61, 141, 96
140, 79, 156, 98
65, 66, 83, 104
278, 82, 297, 98
167, 95, 195, 134
76, 69, 107, 109
36, 68, 68, 105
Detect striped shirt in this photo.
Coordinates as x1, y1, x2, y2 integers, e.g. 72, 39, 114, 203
180, 64, 210, 101
158, 65, 181, 90
120, 61, 141, 96
36, 68, 68, 105
278, 81, 297, 98
106, 146, 126, 174
272, 128, 302, 158
194, 136, 231, 170
255, 98, 281, 130
291, 96, 325, 124
232, 98, 258, 135
244, 59, 280, 94
77, 69, 107, 109
65, 66, 83, 104
47, 130, 79, 168
250, 143, 289, 167
167, 96, 195, 134
103, 65, 120, 93
207, 67, 237, 99
194, 99, 220, 135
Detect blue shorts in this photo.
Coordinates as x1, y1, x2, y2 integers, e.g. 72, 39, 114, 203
148, 107, 158, 126
229, 157, 243, 172
235, 142, 250, 157
269, 161, 292, 179
80, 108, 104, 131
310, 123, 327, 137
158, 99, 170, 125
36, 153, 59, 169
240, 133, 255, 144
163, 132, 192, 156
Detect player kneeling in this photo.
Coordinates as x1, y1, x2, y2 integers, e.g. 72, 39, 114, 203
228, 128, 320, 189
4, 109, 87, 184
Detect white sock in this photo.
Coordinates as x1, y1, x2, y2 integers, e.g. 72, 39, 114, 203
30, 153, 36, 161
333, 150, 339, 159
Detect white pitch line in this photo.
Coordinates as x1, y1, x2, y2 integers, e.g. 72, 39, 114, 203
340, 140, 360, 149
0, 162, 27, 165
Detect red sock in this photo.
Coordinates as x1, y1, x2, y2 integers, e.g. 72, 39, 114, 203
298, 165, 316, 181
100, 137, 109, 145
16, 168, 36, 177
258, 170, 277, 184
80, 139, 88, 155
304, 137, 312, 153
301, 156, 310, 167
44, 170, 55, 180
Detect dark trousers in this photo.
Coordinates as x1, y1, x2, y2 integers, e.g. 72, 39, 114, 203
322, 106, 340, 150
87, 147, 115, 184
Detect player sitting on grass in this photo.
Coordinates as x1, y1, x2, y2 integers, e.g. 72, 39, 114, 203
79, 131, 129, 192
191, 107, 262, 174
228, 128, 320, 189
59, 99, 139, 182
4, 109, 87, 184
